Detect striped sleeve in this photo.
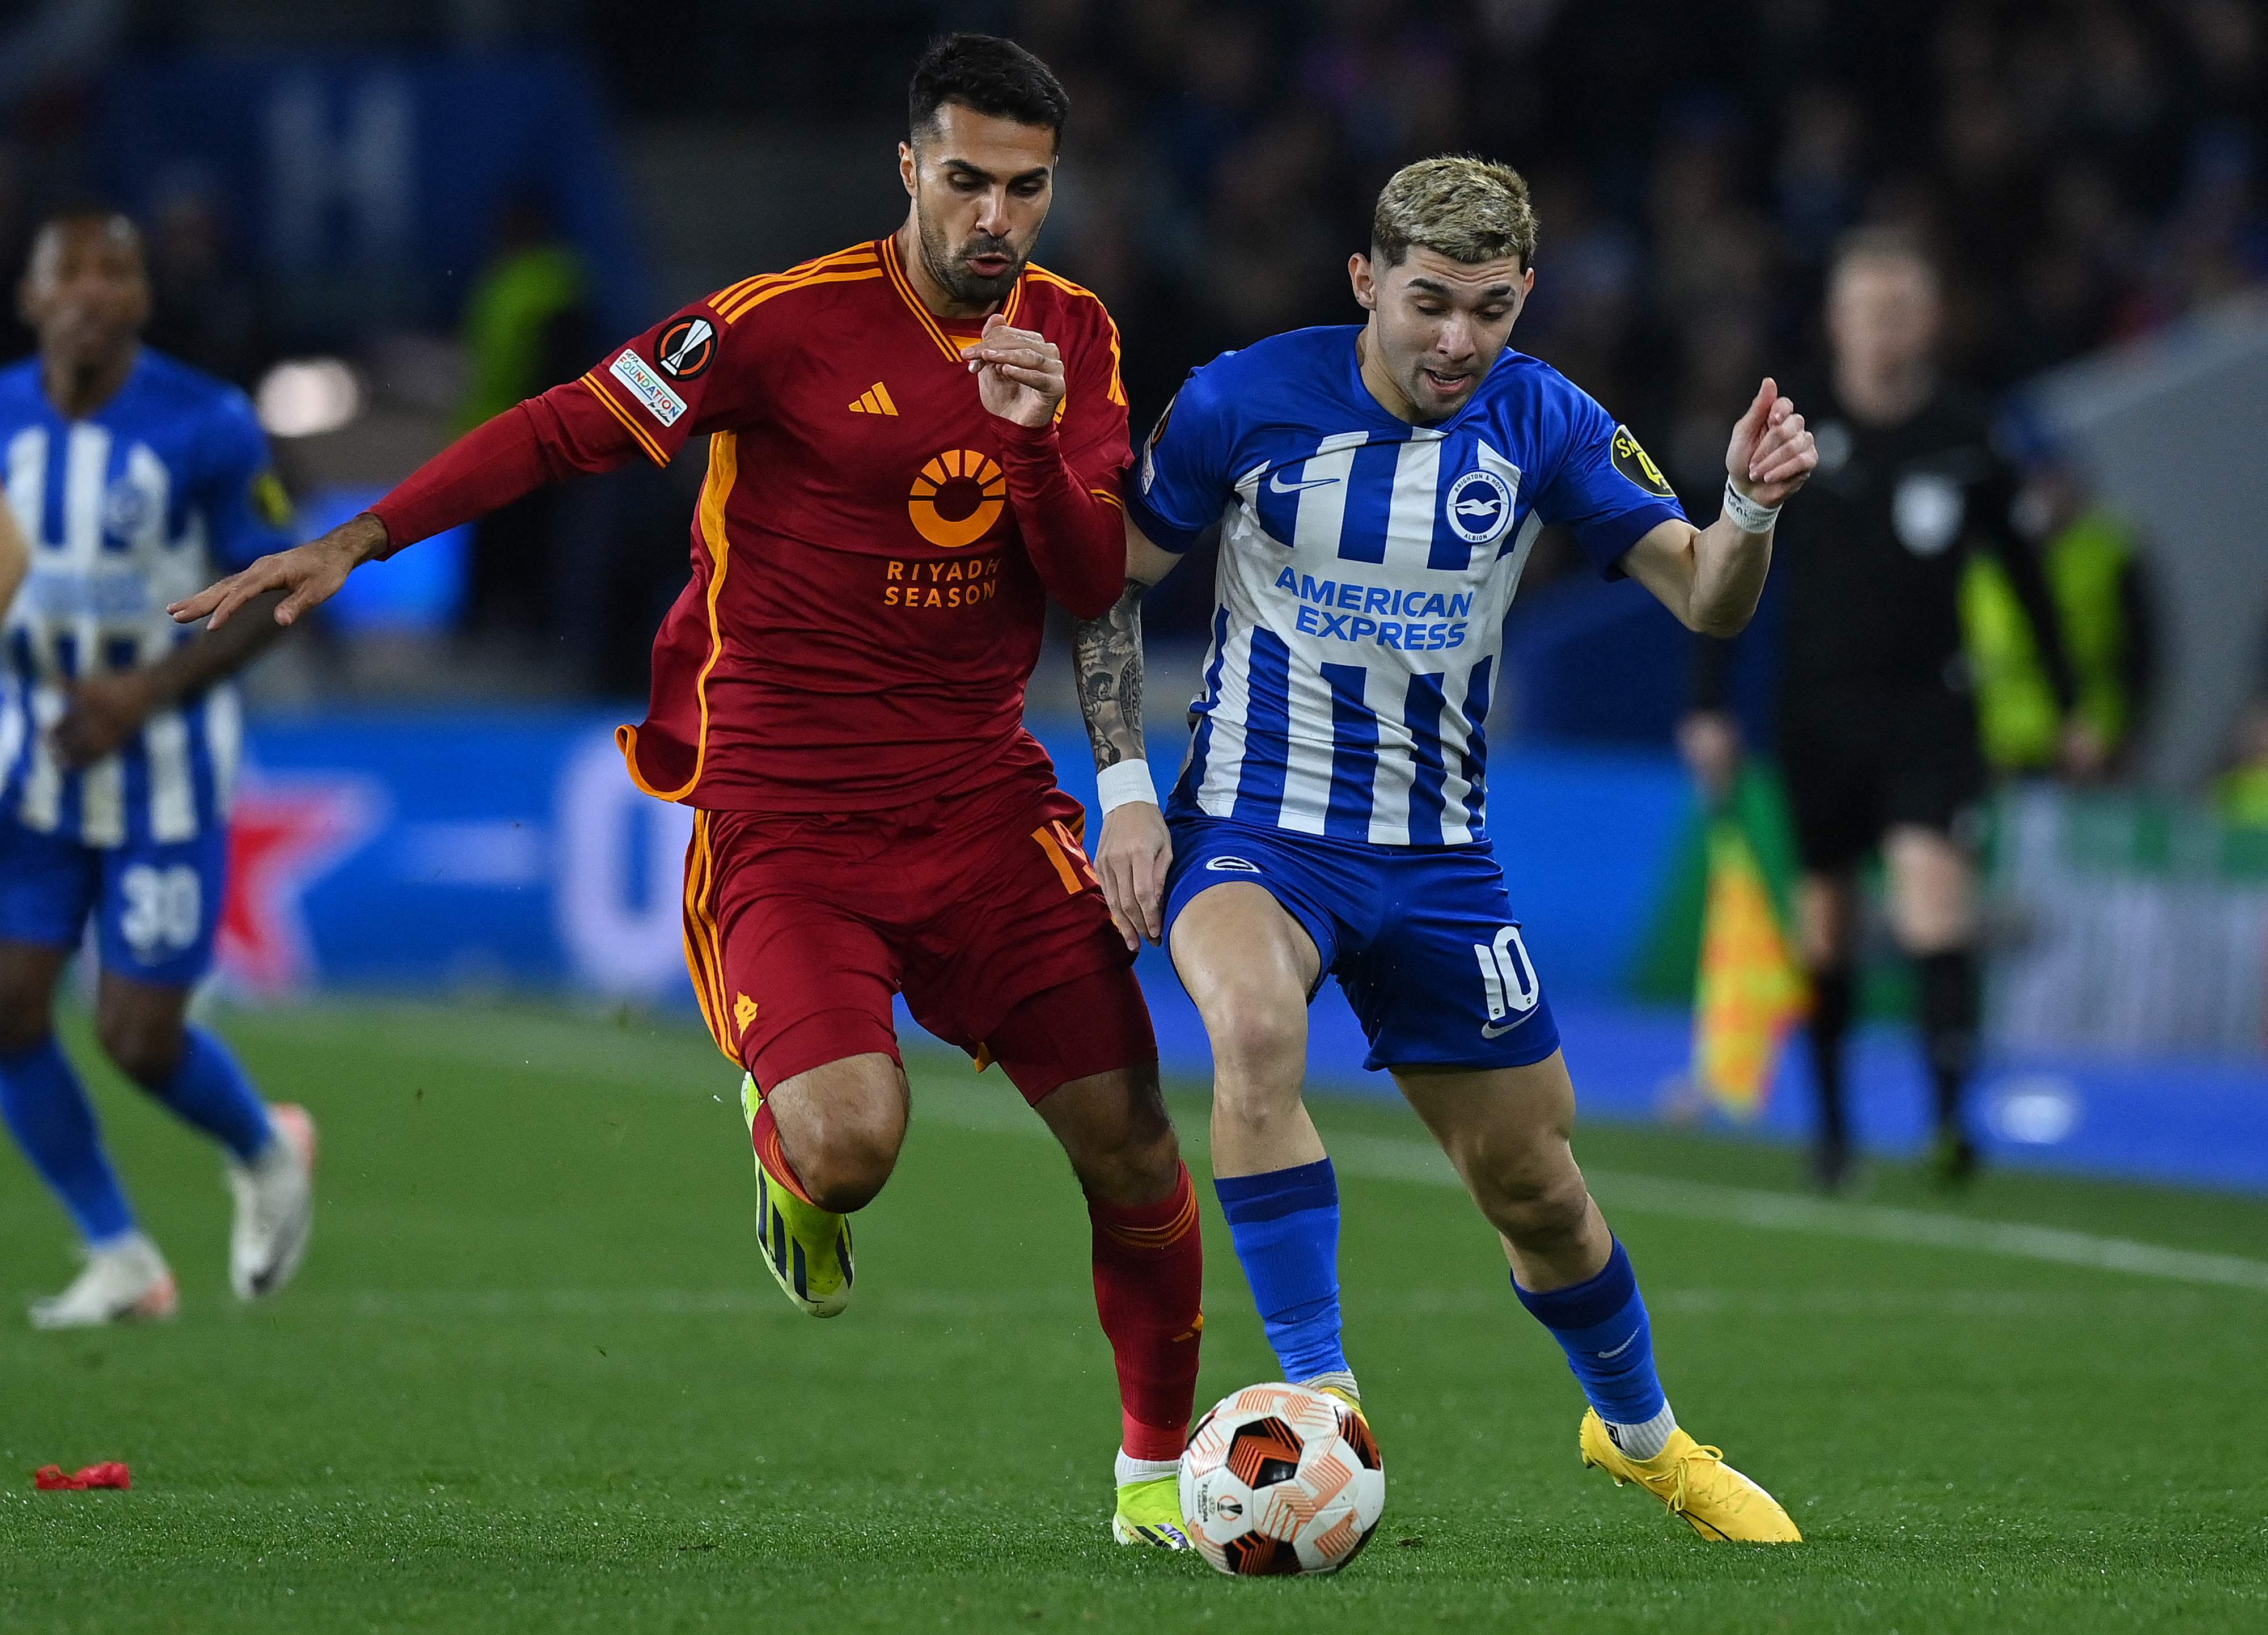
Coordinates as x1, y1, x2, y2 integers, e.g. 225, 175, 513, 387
374, 247, 883, 552
580, 244, 885, 465
573, 299, 734, 468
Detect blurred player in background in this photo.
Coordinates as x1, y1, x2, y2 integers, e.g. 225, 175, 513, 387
1679, 229, 2098, 1191
1079, 157, 1812, 1542
175, 36, 1205, 1549
0, 210, 316, 1328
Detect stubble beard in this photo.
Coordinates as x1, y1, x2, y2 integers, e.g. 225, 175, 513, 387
917, 206, 1023, 310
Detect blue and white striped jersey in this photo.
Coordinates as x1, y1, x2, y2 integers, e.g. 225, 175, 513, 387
1125, 326, 1686, 847
0, 350, 291, 847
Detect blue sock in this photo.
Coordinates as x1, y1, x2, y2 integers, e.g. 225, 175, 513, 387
145, 1027, 273, 1164
0, 1037, 137, 1246
1513, 1239, 1672, 1438
1215, 1158, 1349, 1382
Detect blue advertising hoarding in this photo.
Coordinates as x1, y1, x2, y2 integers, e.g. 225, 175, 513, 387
224, 707, 2268, 1194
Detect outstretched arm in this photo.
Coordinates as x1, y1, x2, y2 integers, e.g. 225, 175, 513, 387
170, 280, 769, 634
1074, 521, 1184, 948
1622, 377, 1815, 637
168, 386, 649, 632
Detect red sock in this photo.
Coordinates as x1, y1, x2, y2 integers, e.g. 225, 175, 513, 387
749, 1097, 816, 1206
1089, 1162, 1204, 1463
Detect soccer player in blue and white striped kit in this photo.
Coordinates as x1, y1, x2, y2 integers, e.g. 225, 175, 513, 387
0, 211, 316, 1328
1073, 158, 1816, 1540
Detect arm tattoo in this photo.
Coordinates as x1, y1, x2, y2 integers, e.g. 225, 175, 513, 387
1073, 577, 1148, 771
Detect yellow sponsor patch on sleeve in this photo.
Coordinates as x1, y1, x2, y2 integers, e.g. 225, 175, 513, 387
1611, 425, 1675, 499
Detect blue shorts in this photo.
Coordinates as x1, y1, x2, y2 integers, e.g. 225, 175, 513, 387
0, 810, 228, 987
1162, 814, 1560, 1073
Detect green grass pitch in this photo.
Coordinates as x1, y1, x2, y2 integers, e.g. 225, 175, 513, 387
5, 1000, 2266, 1632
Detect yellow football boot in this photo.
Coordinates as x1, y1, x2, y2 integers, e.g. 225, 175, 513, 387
1579, 1409, 1802, 1543
1111, 1474, 1192, 1550
1300, 1371, 1365, 1417
741, 1075, 853, 1318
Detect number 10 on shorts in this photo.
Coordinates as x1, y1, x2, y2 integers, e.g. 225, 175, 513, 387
1474, 925, 1539, 1024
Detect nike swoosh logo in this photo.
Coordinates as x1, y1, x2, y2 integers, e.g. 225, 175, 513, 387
1595, 1331, 1642, 1361
1268, 470, 1340, 494
1480, 1019, 1524, 1039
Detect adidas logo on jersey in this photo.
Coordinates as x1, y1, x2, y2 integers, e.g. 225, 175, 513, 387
849, 382, 899, 416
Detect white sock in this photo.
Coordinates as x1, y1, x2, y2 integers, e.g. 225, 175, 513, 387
1300, 1369, 1361, 1404
1605, 1402, 1678, 1461
1115, 1450, 1179, 1485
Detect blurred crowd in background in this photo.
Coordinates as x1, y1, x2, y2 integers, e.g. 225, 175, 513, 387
0, 0, 2262, 787
1022, 0, 2265, 467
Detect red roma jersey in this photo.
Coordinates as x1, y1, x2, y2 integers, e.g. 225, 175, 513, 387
568, 236, 1130, 811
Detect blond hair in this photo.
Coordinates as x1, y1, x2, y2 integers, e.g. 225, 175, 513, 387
1372, 155, 1538, 271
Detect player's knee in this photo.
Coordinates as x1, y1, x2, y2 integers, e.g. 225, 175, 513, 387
1203, 989, 1306, 1088
791, 1105, 904, 1214
795, 1132, 898, 1214
94, 1004, 187, 1089
1081, 1106, 1183, 1205
1126, 1122, 1184, 1198
765, 1057, 907, 1212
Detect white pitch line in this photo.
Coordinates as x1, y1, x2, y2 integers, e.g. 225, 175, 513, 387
283, 1285, 2194, 1322
915, 1101, 2268, 1296
225, 1010, 2268, 1298
295, 1287, 1095, 1320
1580, 1171, 2268, 1295
1311, 1132, 2268, 1295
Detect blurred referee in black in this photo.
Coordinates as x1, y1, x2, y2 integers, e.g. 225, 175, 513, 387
1679, 227, 2101, 1191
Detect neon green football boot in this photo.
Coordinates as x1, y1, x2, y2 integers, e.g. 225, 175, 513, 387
741, 1075, 854, 1317
1111, 1469, 1192, 1550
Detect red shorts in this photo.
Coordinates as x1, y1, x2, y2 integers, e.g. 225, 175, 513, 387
681, 777, 1156, 1103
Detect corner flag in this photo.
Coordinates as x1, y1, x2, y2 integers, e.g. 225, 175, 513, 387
1692, 819, 1808, 1119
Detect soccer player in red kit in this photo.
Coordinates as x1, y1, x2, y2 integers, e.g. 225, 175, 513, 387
172, 34, 1203, 1548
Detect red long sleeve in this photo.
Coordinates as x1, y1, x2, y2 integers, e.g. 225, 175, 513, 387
993, 416, 1125, 620
366, 381, 645, 557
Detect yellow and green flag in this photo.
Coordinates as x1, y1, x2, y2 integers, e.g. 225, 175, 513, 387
1692, 819, 1808, 1120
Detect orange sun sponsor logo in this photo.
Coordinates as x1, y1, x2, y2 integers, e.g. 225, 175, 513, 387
908, 448, 1006, 548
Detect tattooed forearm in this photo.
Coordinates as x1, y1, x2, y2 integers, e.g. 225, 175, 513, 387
1073, 577, 1148, 771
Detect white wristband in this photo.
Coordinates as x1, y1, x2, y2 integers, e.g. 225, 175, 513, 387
1096, 759, 1159, 814
1721, 476, 1780, 534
